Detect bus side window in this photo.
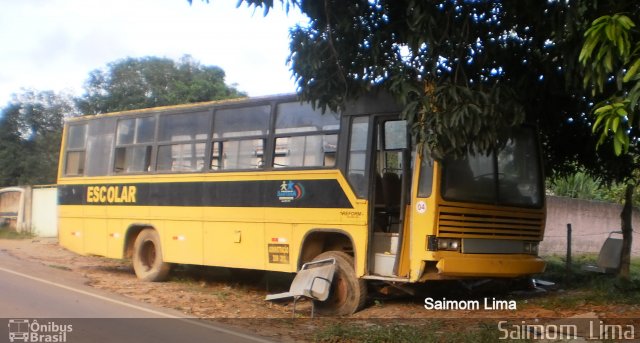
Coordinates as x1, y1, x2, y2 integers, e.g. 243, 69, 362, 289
273, 102, 339, 169
114, 117, 156, 173
65, 151, 85, 176
211, 139, 264, 170
64, 124, 87, 176
156, 112, 209, 172
418, 156, 434, 198
273, 134, 337, 168
84, 119, 116, 177
323, 134, 337, 166
156, 143, 206, 171
347, 116, 369, 198
211, 105, 270, 171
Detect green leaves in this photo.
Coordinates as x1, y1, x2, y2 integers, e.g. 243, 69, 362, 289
77, 55, 245, 115
580, 14, 639, 156
580, 14, 636, 94
234, 1, 638, 172
591, 100, 631, 155
623, 58, 640, 83
0, 90, 73, 186
395, 81, 525, 159
282, 0, 540, 158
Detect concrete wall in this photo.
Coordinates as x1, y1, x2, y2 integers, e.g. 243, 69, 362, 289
0, 186, 57, 237
31, 187, 58, 237
541, 196, 640, 256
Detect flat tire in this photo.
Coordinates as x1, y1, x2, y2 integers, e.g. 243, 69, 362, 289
312, 251, 367, 316
133, 229, 171, 282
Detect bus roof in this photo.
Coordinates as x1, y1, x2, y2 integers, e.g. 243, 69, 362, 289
64, 91, 401, 124
65, 93, 299, 123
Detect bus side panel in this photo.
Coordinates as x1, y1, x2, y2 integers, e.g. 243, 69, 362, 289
106, 218, 124, 259
110, 205, 150, 224
84, 217, 107, 256
409, 196, 439, 281
149, 206, 201, 223
162, 220, 204, 265
82, 203, 108, 257
349, 226, 369, 277
264, 223, 295, 272
203, 222, 265, 270
58, 215, 84, 255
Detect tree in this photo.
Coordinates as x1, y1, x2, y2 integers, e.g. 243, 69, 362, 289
0, 90, 74, 186
0, 104, 25, 186
207, 1, 634, 173
77, 55, 246, 114
580, 12, 640, 281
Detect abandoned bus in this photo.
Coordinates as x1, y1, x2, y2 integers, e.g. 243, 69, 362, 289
57, 93, 545, 315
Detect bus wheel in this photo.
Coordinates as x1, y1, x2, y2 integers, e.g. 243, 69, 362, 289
133, 229, 171, 282
312, 251, 367, 316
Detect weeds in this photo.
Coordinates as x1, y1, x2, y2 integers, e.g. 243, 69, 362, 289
48, 264, 72, 271
213, 290, 231, 301
314, 255, 638, 342
0, 225, 34, 239
534, 255, 640, 308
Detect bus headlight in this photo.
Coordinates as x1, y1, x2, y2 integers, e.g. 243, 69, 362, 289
437, 238, 461, 251
524, 242, 539, 255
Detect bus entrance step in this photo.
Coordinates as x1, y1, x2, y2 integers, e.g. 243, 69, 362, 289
265, 258, 336, 317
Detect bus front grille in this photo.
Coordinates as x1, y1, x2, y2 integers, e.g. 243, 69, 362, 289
437, 205, 544, 240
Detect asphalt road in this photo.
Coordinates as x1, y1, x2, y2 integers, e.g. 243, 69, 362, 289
0, 248, 273, 343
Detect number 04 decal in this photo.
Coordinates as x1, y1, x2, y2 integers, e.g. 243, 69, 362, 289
416, 201, 427, 214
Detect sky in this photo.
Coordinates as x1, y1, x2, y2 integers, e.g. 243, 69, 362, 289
0, 0, 308, 106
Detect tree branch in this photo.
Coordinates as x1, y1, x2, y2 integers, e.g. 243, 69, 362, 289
323, 0, 349, 104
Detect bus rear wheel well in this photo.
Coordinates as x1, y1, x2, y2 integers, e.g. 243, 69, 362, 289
298, 230, 354, 269
124, 225, 154, 259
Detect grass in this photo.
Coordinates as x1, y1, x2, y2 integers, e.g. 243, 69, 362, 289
313, 321, 530, 343
541, 254, 640, 285
0, 224, 34, 239
532, 254, 640, 308
313, 254, 639, 342
48, 264, 72, 271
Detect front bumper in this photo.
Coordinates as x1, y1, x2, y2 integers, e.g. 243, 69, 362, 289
434, 254, 546, 278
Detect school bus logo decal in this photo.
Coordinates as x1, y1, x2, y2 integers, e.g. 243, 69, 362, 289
86, 185, 137, 204
276, 181, 305, 203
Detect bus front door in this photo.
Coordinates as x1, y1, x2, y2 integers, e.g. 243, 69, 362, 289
368, 117, 411, 278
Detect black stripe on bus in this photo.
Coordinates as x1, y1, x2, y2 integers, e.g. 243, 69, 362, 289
58, 179, 354, 209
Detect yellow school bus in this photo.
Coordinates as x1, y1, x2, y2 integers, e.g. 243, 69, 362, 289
57, 93, 545, 315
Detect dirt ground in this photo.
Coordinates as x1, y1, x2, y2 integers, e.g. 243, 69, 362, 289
2, 238, 639, 341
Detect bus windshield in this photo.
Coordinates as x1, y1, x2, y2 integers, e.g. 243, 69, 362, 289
440, 128, 543, 208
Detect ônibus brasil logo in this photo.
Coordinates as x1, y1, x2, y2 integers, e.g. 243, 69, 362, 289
277, 181, 305, 203
8, 319, 72, 343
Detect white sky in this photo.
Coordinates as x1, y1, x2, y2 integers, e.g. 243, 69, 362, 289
0, 0, 308, 106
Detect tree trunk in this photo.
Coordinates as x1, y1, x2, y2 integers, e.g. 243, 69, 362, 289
618, 184, 634, 281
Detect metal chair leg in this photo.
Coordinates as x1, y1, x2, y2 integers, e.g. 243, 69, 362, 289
311, 300, 315, 318
292, 297, 298, 318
